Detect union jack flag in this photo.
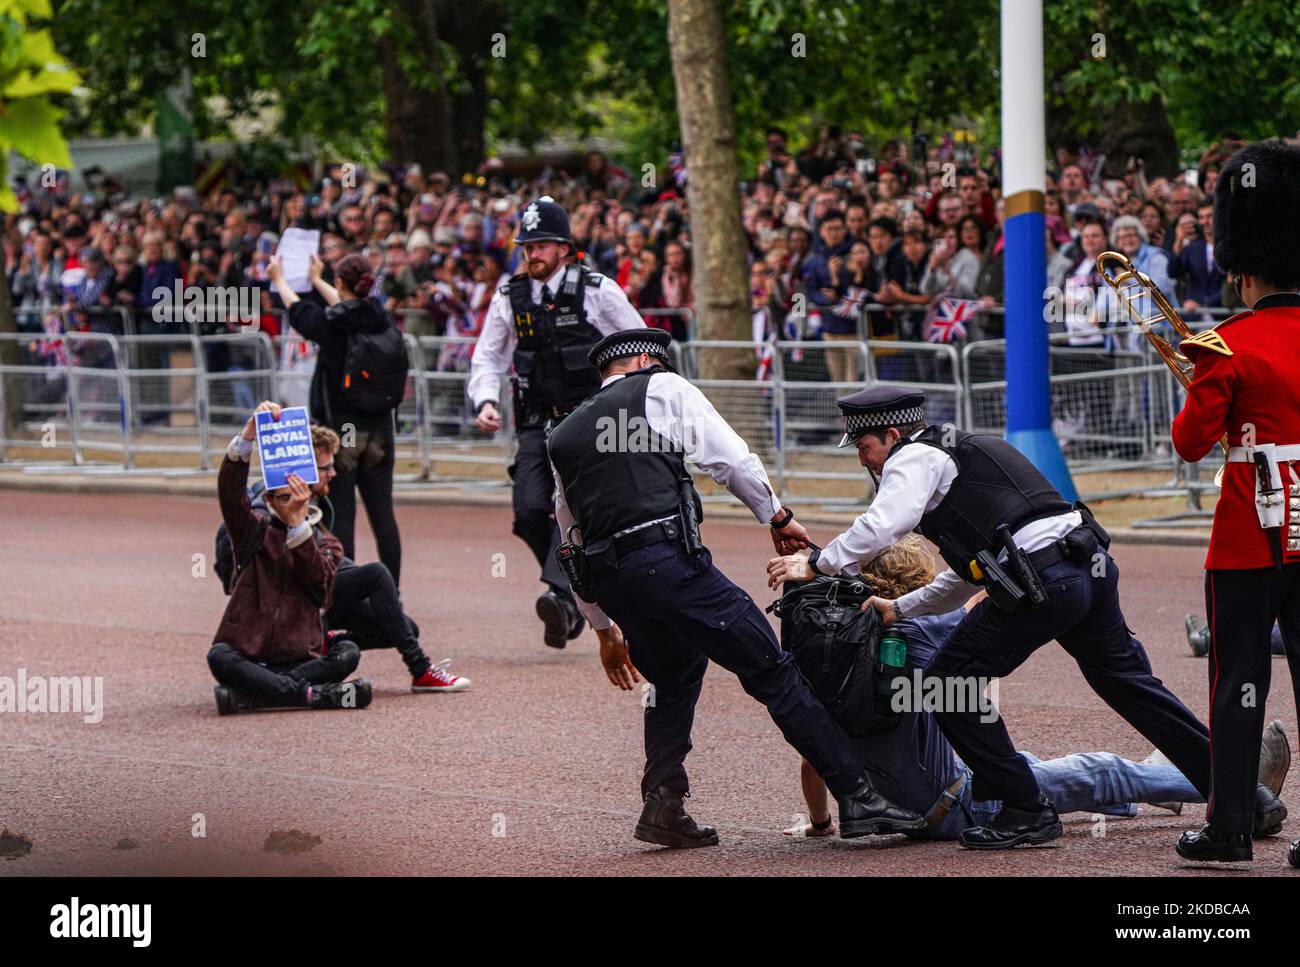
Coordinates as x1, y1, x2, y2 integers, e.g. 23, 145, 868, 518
924, 296, 979, 343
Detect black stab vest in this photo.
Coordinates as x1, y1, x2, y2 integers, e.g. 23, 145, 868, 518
547, 369, 703, 545
508, 265, 604, 413
897, 426, 1073, 578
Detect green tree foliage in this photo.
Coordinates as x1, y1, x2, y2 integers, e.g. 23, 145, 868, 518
0, 0, 79, 209
46, 0, 1300, 173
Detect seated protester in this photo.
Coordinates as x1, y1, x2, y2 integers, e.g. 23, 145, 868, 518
781, 537, 1290, 839
207, 401, 372, 715
309, 425, 469, 693
214, 424, 470, 694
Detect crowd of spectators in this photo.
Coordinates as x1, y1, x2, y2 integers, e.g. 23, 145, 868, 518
3, 129, 1259, 400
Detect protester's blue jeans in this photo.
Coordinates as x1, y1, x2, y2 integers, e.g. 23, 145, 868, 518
929, 751, 1201, 840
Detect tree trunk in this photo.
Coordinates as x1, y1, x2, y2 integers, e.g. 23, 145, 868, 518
1096, 94, 1179, 180
667, 0, 751, 381
442, 1, 499, 175
378, 0, 457, 173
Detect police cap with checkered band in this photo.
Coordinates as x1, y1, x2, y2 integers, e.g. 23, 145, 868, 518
588, 327, 673, 369
836, 386, 927, 448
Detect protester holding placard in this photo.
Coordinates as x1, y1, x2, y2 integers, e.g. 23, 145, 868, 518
206, 401, 373, 715
270, 253, 409, 587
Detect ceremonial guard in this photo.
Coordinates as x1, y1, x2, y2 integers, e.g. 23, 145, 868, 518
1170, 139, 1300, 863
547, 328, 926, 847
766, 388, 1289, 850
468, 197, 644, 648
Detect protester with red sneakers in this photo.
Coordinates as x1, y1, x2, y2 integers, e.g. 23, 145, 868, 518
207, 401, 374, 715
308, 426, 470, 694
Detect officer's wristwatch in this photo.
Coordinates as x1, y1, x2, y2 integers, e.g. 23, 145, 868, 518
769, 506, 794, 530
476, 399, 498, 414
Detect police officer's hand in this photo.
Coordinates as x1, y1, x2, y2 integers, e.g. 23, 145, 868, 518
770, 516, 810, 555
766, 554, 813, 589
864, 596, 899, 627
475, 402, 503, 434
596, 625, 640, 690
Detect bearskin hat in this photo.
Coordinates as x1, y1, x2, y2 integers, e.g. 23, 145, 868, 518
1213, 139, 1300, 289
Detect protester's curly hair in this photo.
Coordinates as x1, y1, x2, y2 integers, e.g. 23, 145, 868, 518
860, 535, 936, 599
310, 424, 340, 454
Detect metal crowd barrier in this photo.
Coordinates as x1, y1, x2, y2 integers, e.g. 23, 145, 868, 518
0, 301, 1243, 504
961, 325, 1179, 477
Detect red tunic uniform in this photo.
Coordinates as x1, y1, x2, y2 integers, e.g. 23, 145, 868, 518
1171, 295, 1300, 569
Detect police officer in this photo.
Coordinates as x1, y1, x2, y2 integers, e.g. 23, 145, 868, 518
764, 388, 1283, 850
547, 328, 927, 847
468, 197, 644, 649
1170, 139, 1300, 863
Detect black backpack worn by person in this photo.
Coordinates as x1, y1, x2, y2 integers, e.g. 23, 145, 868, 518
767, 574, 899, 737
340, 310, 409, 414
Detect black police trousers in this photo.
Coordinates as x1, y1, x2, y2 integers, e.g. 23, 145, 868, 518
510, 423, 568, 593
926, 551, 1211, 809
591, 540, 867, 800
1204, 562, 1300, 833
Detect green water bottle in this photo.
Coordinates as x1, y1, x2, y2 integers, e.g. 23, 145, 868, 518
877, 631, 907, 696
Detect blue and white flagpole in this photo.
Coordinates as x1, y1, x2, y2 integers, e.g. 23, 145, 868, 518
1001, 0, 1076, 500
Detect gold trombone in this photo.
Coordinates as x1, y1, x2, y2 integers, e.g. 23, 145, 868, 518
1094, 250, 1230, 483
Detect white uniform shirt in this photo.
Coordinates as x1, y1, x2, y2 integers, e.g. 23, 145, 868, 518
466, 264, 646, 408
552, 369, 784, 630
815, 430, 1082, 616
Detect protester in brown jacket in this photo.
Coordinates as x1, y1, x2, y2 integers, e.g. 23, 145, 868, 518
206, 401, 372, 715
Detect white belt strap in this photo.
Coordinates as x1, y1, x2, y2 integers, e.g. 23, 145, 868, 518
1226, 444, 1300, 463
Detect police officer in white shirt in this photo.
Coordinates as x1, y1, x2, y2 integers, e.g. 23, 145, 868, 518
468, 197, 644, 650
767, 387, 1216, 850
548, 329, 927, 848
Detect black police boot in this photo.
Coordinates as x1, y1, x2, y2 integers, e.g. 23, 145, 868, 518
1289, 838, 1300, 868
958, 795, 1062, 850
1252, 784, 1287, 838
308, 678, 373, 710
837, 769, 927, 838
1176, 823, 1252, 862
536, 590, 582, 649
633, 787, 719, 848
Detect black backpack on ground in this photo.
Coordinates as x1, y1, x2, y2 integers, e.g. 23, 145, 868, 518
340, 316, 409, 413
767, 574, 900, 737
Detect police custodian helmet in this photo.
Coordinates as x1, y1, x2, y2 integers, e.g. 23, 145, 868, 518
1213, 139, 1300, 290
835, 386, 927, 448
514, 196, 572, 245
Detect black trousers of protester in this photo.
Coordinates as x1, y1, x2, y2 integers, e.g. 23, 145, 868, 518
926, 550, 1211, 808
590, 539, 867, 800
331, 417, 403, 587
1204, 562, 1300, 833
207, 636, 360, 705
327, 561, 430, 677
510, 422, 568, 593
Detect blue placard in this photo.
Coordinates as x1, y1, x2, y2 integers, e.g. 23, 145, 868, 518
254, 406, 320, 490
